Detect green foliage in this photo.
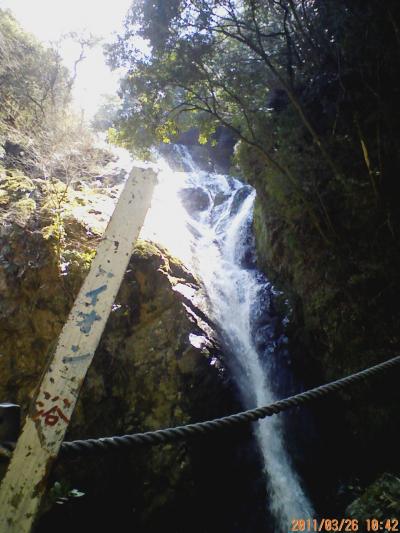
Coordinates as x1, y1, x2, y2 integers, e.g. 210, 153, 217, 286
0, 8, 117, 274
0, 166, 37, 225
91, 94, 122, 132
0, 9, 71, 140
0, 9, 113, 185
49, 481, 85, 505
105, 0, 281, 155
107, 0, 400, 386
107, 0, 399, 236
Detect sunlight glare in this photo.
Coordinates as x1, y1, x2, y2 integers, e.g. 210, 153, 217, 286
0, 0, 137, 118
140, 160, 194, 265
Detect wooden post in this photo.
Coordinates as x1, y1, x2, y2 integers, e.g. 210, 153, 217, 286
0, 167, 157, 533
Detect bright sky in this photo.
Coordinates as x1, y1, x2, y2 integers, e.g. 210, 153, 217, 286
0, 0, 194, 261
0, 0, 133, 118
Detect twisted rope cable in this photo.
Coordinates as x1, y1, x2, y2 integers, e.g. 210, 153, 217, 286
60, 354, 400, 457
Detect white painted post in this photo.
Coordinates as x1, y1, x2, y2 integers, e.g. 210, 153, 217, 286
0, 167, 157, 533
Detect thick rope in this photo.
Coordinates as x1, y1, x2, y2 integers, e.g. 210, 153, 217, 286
60, 354, 400, 457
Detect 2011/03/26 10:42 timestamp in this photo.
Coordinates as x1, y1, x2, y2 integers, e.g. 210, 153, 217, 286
290, 518, 399, 531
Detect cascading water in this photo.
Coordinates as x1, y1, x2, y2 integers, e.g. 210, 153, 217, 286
141, 146, 313, 531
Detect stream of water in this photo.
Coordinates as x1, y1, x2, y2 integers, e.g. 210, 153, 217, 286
141, 146, 313, 531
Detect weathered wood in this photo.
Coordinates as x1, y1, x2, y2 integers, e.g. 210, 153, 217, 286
0, 167, 157, 533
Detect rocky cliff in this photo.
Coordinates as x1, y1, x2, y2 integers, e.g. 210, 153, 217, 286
234, 140, 400, 518
0, 167, 266, 532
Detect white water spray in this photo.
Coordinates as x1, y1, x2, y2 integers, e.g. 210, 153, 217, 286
141, 146, 313, 531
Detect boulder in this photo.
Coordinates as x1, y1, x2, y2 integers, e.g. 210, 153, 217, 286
0, 170, 266, 533
179, 186, 210, 212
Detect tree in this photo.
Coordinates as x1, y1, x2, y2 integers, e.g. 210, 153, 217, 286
91, 94, 122, 132
0, 9, 71, 140
106, 0, 345, 240
0, 8, 117, 268
107, 0, 400, 243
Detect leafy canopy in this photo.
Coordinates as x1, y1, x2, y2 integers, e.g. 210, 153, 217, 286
105, 0, 315, 156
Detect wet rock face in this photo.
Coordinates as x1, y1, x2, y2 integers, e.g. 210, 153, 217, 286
68, 239, 225, 442
0, 168, 269, 533
160, 127, 237, 173
230, 185, 253, 217
179, 186, 210, 213
0, 228, 223, 472
0, 214, 252, 532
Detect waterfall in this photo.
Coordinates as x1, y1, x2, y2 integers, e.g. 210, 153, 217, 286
141, 146, 313, 531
